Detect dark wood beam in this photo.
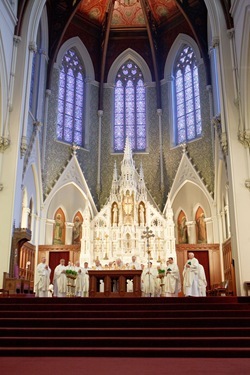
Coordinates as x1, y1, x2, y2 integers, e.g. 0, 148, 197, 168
46, 0, 82, 89
140, 0, 162, 109
174, 0, 211, 85
99, 0, 115, 111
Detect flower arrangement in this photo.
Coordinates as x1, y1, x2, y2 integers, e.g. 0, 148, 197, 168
158, 269, 165, 275
167, 268, 172, 272
66, 269, 78, 279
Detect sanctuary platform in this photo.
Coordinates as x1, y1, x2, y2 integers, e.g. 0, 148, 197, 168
0, 296, 250, 357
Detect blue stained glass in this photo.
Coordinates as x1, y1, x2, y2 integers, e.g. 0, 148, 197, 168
174, 45, 202, 145
186, 99, 194, 113
114, 60, 146, 152
56, 48, 85, 147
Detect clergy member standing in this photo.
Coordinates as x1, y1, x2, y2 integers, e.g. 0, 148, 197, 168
141, 262, 157, 297
35, 257, 51, 297
198, 263, 207, 296
53, 259, 67, 297
183, 252, 199, 297
74, 260, 85, 297
164, 257, 181, 297
83, 261, 89, 297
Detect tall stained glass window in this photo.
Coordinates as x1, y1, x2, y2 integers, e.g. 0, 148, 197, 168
57, 48, 84, 147
174, 45, 201, 145
114, 60, 146, 152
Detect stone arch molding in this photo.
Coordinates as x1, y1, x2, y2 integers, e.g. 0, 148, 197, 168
164, 152, 214, 219
107, 48, 153, 86
55, 37, 95, 81
164, 33, 203, 80
43, 154, 97, 222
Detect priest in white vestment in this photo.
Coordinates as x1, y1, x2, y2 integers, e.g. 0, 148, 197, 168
164, 257, 181, 297
183, 253, 199, 297
74, 260, 85, 297
141, 262, 157, 297
129, 255, 141, 270
35, 257, 51, 297
83, 261, 89, 297
198, 263, 207, 296
53, 259, 67, 297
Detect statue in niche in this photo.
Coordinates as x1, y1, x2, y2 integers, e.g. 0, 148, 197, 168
112, 203, 118, 225
72, 215, 82, 244
53, 213, 64, 244
139, 203, 145, 226
123, 191, 133, 225
178, 215, 188, 244
196, 212, 207, 243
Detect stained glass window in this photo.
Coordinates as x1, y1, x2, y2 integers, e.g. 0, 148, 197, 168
174, 45, 201, 145
114, 60, 146, 152
57, 48, 84, 147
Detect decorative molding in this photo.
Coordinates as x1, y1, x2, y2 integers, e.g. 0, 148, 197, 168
245, 179, 250, 191
212, 114, 228, 155
0, 136, 11, 152
238, 130, 250, 148
20, 136, 28, 157
212, 36, 220, 48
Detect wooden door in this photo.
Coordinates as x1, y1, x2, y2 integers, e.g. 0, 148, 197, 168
49, 251, 69, 283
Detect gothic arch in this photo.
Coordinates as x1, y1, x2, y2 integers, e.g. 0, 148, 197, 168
0, 31, 8, 137
164, 33, 203, 80
55, 36, 95, 81
107, 48, 152, 85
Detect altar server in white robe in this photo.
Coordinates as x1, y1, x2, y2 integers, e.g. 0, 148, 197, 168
141, 262, 157, 297
164, 257, 181, 297
74, 260, 85, 297
83, 262, 89, 297
183, 252, 199, 297
198, 263, 207, 296
35, 257, 51, 297
53, 259, 67, 297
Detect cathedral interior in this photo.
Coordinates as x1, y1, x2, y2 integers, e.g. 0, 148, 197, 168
0, 0, 250, 296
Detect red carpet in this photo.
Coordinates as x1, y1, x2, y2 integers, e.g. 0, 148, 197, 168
0, 296, 250, 362
1, 357, 250, 375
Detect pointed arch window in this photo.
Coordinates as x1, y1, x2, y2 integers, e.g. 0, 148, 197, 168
174, 45, 201, 145
57, 48, 85, 147
114, 60, 146, 152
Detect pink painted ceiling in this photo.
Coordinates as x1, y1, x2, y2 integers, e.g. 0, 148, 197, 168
77, 0, 178, 28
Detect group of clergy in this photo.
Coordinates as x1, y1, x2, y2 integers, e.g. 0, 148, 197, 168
35, 252, 207, 298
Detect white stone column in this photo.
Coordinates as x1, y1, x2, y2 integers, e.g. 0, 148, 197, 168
45, 219, 54, 245
205, 217, 213, 244
186, 221, 196, 244
65, 222, 74, 245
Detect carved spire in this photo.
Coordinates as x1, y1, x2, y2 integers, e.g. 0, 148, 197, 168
111, 160, 119, 196
138, 161, 146, 198
120, 137, 136, 192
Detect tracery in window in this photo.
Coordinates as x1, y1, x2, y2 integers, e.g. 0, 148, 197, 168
114, 60, 146, 152
174, 45, 201, 145
57, 48, 84, 147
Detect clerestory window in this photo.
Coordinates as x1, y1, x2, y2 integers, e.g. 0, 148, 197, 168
174, 45, 202, 145
56, 48, 85, 147
114, 60, 146, 152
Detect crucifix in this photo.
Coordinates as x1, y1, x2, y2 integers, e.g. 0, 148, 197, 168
142, 226, 155, 259
142, 227, 155, 297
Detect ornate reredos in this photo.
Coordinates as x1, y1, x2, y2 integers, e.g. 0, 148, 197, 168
90, 138, 176, 266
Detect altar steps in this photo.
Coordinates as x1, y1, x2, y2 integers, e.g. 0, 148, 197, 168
0, 297, 250, 357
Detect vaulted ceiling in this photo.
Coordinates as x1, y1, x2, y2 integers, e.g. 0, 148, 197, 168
16, 0, 232, 108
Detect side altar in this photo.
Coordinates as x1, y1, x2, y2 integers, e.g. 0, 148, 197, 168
88, 269, 142, 297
